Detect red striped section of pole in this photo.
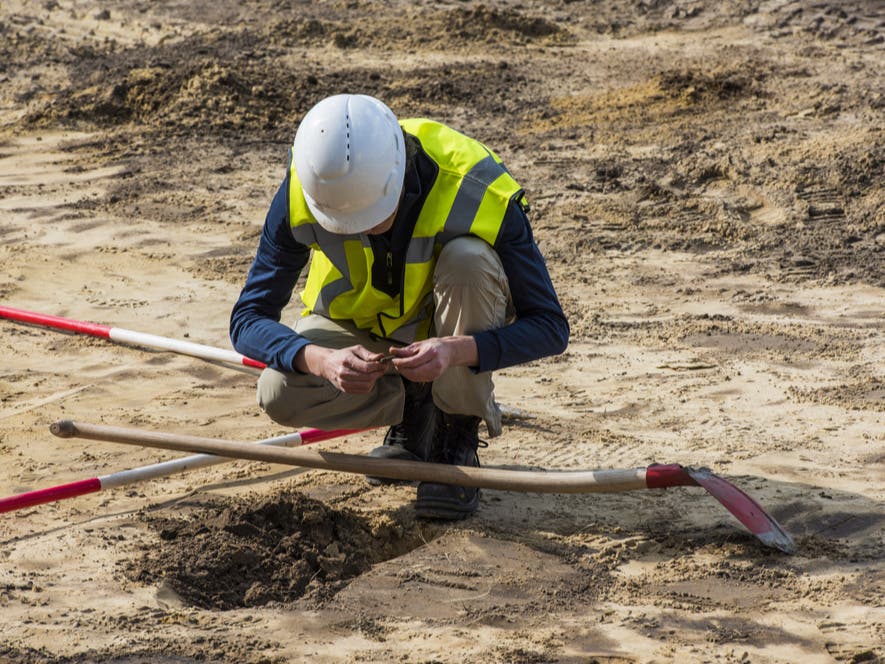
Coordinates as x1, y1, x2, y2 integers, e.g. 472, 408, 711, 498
0, 427, 362, 514
0, 306, 267, 370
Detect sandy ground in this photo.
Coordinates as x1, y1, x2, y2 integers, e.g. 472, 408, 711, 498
1, 1, 883, 662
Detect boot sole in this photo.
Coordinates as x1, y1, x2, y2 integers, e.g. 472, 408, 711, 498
366, 476, 418, 487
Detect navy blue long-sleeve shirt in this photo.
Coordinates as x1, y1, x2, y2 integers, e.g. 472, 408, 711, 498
230, 146, 569, 374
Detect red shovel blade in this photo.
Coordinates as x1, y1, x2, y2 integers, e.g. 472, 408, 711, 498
645, 464, 796, 554
686, 467, 796, 554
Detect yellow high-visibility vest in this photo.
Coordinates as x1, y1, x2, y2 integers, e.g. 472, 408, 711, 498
288, 118, 523, 343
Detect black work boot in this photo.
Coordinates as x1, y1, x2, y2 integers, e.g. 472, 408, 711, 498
415, 413, 483, 520
366, 379, 437, 486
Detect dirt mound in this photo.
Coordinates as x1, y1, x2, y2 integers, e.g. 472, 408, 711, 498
23, 31, 530, 137
442, 5, 569, 42
126, 491, 433, 610
270, 4, 572, 51
535, 62, 769, 134
23, 38, 339, 136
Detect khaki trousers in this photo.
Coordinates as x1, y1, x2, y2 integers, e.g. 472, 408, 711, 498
256, 236, 512, 437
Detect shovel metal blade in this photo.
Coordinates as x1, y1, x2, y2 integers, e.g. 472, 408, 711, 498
686, 467, 796, 554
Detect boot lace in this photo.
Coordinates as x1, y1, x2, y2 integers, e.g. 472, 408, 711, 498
384, 380, 431, 450
438, 420, 488, 465
385, 422, 409, 446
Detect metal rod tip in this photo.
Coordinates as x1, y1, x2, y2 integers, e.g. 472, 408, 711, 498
50, 420, 77, 438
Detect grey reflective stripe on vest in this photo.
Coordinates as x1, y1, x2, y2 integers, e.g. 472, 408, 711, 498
291, 223, 358, 317
290, 222, 318, 248
438, 154, 505, 243
315, 277, 355, 315
390, 319, 422, 344
406, 235, 436, 264
291, 223, 360, 269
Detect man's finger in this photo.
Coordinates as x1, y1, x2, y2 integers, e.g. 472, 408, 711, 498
354, 346, 386, 362
388, 345, 419, 358
344, 357, 386, 375
391, 348, 436, 370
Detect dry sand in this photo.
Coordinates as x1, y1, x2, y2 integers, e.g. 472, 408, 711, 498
0, 1, 883, 662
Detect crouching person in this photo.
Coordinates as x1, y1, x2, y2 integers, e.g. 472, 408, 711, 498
230, 94, 569, 519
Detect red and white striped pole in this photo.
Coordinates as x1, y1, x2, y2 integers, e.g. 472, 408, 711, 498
0, 306, 367, 513
0, 426, 363, 514
0, 306, 266, 370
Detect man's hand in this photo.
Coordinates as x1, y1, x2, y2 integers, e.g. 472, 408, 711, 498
388, 336, 478, 383
296, 344, 387, 394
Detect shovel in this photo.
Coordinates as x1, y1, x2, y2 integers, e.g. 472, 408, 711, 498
48, 419, 796, 554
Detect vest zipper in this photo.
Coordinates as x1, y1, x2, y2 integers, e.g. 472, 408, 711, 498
386, 251, 394, 288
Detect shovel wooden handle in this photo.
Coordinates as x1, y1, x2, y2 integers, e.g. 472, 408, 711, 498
48, 420, 794, 552
51, 420, 651, 494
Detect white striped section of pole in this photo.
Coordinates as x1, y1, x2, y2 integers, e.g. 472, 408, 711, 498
0, 306, 366, 513
0, 306, 267, 370
0, 427, 363, 514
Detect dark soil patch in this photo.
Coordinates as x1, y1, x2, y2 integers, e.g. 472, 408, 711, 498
22, 28, 531, 141
270, 4, 573, 51
126, 491, 434, 610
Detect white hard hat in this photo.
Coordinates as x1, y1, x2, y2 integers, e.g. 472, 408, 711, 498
293, 94, 405, 235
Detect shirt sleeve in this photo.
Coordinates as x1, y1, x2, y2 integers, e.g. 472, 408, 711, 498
229, 177, 313, 372
472, 201, 570, 372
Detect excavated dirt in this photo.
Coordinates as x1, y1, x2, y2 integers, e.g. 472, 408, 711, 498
1, 0, 883, 662
127, 491, 434, 610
